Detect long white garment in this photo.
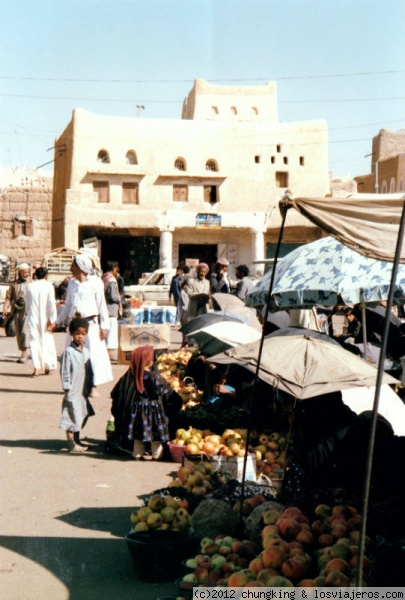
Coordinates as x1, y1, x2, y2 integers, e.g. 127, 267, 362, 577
26, 279, 58, 371
56, 275, 112, 386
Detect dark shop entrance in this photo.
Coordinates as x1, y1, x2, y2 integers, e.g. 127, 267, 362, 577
178, 244, 218, 269
99, 235, 160, 285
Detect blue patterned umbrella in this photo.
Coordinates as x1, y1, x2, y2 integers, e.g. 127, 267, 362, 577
246, 236, 405, 309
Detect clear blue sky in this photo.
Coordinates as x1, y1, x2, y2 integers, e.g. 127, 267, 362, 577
0, 0, 404, 178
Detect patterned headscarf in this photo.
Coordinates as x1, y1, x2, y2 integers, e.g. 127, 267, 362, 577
130, 345, 154, 394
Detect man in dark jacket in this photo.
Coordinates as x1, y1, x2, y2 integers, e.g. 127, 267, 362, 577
101, 261, 121, 363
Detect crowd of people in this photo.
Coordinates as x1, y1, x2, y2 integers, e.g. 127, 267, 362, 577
2, 255, 257, 457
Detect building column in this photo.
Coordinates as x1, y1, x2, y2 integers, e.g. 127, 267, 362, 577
159, 229, 173, 268
253, 230, 265, 261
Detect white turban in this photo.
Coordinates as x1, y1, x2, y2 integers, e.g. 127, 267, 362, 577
74, 254, 93, 274
18, 263, 30, 271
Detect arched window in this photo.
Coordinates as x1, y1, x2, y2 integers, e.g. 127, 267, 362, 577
390, 177, 396, 193
231, 106, 237, 115
251, 107, 258, 115
211, 106, 219, 115
97, 149, 110, 163
399, 179, 404, 192
174, 157, 186, 171
205, 159, 218, 172
381, 180, 387, 193
126, 150, 137, 165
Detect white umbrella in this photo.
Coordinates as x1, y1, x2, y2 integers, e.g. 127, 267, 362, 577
186, 321, 262, 356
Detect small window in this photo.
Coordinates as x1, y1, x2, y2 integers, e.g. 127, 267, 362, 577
205, 160, 218, 172
271, 156, 275, 164
174, 158, 186, 171
173, 184, 188, 201
97, 150, 110, 163
276, 145, 281, 153
275, 172, 289, 188
13, 218, 33, 237
381, 181, 387, 193
399, 179, 404, 191
299, 156, 305, 166
283, 157, 288, 165
204, 185, 219, 204
122, 182, 139, 204
126, 151, 137, 165
251, 107, 258, 115
93, 181, 109, 203
390, 178, 396, 193
255, 156, 261, 164
211, 106, 219, 115
231, 106, 237, 115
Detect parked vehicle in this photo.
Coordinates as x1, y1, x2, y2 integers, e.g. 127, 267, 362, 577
124, 268, 176, 305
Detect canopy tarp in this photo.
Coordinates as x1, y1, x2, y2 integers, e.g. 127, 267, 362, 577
281, 193, 405, 263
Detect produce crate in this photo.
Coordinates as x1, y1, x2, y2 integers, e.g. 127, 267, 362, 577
167, 442, 185, 463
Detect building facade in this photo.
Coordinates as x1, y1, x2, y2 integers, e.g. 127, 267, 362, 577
355, 129, 405, 194
52, 79, 330, 282
0, 167, 53, 266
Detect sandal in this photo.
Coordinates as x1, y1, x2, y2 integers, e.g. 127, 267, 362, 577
31, 372, 39, 378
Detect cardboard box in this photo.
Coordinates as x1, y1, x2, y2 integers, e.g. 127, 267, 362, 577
118, 323, 171, 365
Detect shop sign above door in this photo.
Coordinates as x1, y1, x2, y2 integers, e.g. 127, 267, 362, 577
196, 214, 222, 229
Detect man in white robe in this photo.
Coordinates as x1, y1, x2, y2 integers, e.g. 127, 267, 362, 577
26, 267, 57, 377
49, 254, 113, 389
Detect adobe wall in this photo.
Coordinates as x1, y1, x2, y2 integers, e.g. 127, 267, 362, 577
0, 172, 53, 263
372, 129, 405, 162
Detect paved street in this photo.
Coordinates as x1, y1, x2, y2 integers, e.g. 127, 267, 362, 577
0, 329, 183, 600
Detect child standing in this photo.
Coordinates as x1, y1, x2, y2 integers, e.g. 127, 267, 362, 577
110, 345, 169, 460
60, 317, 95, 453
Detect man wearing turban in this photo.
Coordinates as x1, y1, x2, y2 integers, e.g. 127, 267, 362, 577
4, 263, 31, 363
49, 254, 112, 389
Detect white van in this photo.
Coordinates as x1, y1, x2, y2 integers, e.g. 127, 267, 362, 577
124, 268, 176, 305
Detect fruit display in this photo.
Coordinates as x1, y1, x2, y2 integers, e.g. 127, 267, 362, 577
129, 494, 193, 533
222, 503, 371, 587
168, 461, 217, 496
180, 534, 261, 586
157, 350, 203, 408
171, 427, 249, 457
253, 430, 292, 482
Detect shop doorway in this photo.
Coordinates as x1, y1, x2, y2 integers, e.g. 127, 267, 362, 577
178, 244, 218, 270
99, 235, 160, 285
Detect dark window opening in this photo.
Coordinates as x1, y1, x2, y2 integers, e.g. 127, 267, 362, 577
255, 155, 260, 164
283, 157, 288, 165
299, 156, 305, 166
271, 156, 275, 164
14, 218, 33, 237
97, 150, 110, 163
276, 145, 281, 153
204, 185, 219, 204
275, 172, 289, 188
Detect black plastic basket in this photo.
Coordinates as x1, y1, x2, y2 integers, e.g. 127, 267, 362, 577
125, 530, 199, 582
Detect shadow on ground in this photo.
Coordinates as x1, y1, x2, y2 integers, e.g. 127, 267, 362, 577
0, 533, 177, 600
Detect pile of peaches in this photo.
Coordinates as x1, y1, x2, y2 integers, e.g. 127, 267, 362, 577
180, 503, 371, 587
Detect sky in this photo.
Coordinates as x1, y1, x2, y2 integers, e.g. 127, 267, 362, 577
0, 0, 404, 179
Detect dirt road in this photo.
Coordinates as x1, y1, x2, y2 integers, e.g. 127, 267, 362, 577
0, 329, 184, 600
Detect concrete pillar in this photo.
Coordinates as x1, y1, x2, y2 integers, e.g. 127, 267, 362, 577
252, 230, 265, 274
160, 229, 173, 268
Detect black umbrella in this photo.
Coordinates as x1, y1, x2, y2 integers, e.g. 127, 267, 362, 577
180, 312, 245, 336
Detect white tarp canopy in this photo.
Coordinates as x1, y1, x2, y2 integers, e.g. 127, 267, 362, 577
341, 385, 405, 437
282, 193, 405, 263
